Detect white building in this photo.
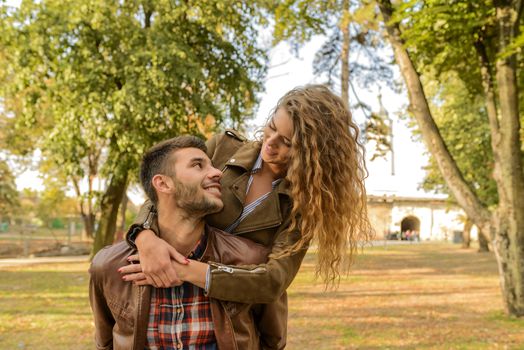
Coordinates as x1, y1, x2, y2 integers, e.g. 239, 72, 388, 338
367, 194, 477, 241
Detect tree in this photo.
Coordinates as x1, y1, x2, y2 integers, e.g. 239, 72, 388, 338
377, 0, 524, 316
272, 0, 394, 159
36, 174, 78, 228
0, 160, 19, 219
273, 1, 386, 100
0, 0, 267, 256
419, 72, 497, 251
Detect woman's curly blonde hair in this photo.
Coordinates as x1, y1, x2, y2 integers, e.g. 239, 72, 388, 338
276, 84, 373, 286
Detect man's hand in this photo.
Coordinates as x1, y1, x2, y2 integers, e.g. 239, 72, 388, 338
121, 230, 188, 288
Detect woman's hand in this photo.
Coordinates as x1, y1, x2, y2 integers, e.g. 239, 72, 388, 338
120, 230, 188, 288
119, 255, 155, 286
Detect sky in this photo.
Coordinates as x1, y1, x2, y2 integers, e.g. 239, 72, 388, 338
6, 0, 433, 201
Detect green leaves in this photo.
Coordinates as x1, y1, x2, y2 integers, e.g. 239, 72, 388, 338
1, 0, 266, 174
0, 160, 19, 217
393, 0, 495, 92
0, 0, 267, 238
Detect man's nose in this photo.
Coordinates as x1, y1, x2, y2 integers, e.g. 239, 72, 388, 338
209, 166, 222, 180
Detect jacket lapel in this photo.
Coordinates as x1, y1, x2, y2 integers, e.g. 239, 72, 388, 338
233, 189, 283, 234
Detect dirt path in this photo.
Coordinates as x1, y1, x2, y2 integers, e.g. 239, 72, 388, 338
0, 255, 89, 268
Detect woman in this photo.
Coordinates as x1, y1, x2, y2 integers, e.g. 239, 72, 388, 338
122, 84, 372, 348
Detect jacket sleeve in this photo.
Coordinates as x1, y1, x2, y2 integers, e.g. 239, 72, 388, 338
207, 222, 307, 304
124, 199, 159, 248
89, 262, 115, 350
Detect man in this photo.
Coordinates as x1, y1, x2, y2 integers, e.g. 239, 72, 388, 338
89, 136, 268, 349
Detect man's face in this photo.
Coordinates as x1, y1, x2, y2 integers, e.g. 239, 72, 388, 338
169, 147, 223, 217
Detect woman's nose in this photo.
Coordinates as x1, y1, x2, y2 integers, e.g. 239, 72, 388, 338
266, 134, 279, 147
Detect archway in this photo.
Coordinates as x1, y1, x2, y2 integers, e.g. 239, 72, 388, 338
400, 215, 421, 240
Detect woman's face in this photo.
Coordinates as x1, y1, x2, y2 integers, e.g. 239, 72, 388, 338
261, 108, 294, 168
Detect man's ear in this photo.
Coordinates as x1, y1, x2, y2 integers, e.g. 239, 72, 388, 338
151, 174, 173, 195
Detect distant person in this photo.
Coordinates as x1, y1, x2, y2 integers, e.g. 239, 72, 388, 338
89, 136, 269, 349
121, 85, 373, 348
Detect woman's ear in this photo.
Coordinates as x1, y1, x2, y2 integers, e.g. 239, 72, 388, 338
151, 174, 173, 195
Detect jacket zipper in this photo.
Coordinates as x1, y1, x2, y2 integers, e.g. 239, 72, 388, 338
209, 261, 267, 274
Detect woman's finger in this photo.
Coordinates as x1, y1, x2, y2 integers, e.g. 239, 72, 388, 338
168, 245, 189, 265
123, 272, 147, 282
119, 264, 143, 274
127, 254, 140, 263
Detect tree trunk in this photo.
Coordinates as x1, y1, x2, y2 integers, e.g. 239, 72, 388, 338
377, 0, 491, 231
120, 192, 128, 232
473, 38, 503, 259
91, 172, 128, 258
114, 191, 129, 242
462, 219, 472, 249
478, 227, 490, 252
72, 178, 95, 240
80, 212, 95, 240
473, 39, 503, 190
491, 1, 524, 316
377, 0, 524, 316
340, 0, 350, 108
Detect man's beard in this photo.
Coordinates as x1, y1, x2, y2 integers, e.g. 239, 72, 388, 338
173, 178, 222, 217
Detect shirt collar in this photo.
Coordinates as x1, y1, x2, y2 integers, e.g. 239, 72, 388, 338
251, 153, 263, 174
252, 152, 284, 189
187, 230, 208, 260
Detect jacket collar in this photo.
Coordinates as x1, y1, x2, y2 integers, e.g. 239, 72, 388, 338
224, 141, 292, 198
223, 141, 261, 171
276, 178, 291, 198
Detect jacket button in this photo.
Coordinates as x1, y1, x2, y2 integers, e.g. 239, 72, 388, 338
230, 158, 236, 163
233, 185, 239, 190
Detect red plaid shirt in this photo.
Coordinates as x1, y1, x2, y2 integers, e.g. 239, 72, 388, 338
145, 234, 217, 350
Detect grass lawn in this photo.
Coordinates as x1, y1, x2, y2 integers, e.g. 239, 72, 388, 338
1, 242, 523, 349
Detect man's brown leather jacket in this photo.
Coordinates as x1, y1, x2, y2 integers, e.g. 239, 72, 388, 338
89, 226, 269, 350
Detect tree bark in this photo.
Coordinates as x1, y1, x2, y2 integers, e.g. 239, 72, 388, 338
491, 0, 524, 316
478, 227, 490, 252
91, 172, 128, 258
462, 219, 472, 249
340, 0, 350, 108
72, 178, 95, 240
473, 39, 503, 196
114, 191, 129, 242
80, 211, 95, 240
120, 192, 128, 232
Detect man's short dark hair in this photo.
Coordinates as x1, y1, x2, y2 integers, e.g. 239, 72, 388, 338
140, 136, 207, 204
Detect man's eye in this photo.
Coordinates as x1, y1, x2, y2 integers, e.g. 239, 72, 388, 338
193, 163, 202, 168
